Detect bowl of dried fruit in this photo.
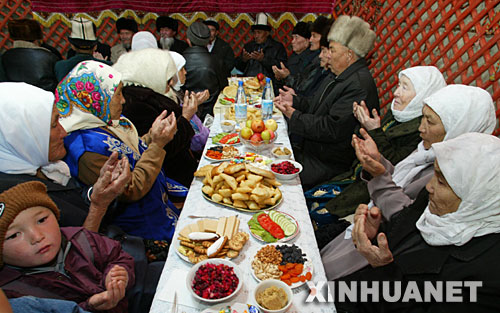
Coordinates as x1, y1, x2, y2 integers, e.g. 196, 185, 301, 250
186, 259, 243, 303
269, 160, 302, 181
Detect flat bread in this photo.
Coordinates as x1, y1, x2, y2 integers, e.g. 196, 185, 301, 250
223, 85, 237, 98
244, 78, 260, 90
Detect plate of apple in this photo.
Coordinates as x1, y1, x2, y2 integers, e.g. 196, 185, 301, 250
239, 119, 278, 152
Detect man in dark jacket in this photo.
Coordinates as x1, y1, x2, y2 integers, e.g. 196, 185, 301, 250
203, 19, 235, 77
235, 13, 287, 85
275, 16, 379, 189
182, 21, 226, 120
2, 19, 60, 92
156, 16, 188, 54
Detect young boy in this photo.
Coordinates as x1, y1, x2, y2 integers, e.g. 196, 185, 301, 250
0, 181, 135, 312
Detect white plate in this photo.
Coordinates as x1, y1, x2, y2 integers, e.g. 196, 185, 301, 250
201, 302, 261, 313
174, 231, 244, 264
251, 243, 313, 289
249, 211, 300, 243
203, 146, 240, 162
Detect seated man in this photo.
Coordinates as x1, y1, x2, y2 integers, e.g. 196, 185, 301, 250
55, 17, 112, 82
156, 16, 188, 54
183, 21, 226, 120
235, 13, 287, 85
110, 17, 138, 63
203, 19, 235, 78
273, 21, 317, 82
0, 181, 135, 312
2, 19, 60, 92
275, 16, 379, 189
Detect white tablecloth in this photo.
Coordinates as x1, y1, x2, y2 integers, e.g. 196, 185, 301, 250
149, 112, 336, 313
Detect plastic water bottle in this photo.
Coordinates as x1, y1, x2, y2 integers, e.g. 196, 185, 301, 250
261, 77, 273, 121
234, 80, 247, 126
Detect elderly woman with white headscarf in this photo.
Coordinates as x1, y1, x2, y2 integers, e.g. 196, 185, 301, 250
334, 132, 500, 312
0, 82, 130, 232
166, 51, 210, 154
309, 66, 447, 230
56, 61, 180, 252
113, 48, 199, 186
321, 84, 496, 280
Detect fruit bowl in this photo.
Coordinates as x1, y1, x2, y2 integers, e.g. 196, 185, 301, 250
239, 132, 278, 152
186, 259, 242, 304
269, 160, 303, 181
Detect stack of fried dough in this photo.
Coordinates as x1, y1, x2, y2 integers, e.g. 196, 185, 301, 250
194, 162, 282, 210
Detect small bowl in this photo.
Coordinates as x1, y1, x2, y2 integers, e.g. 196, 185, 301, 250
221, 120, 236, 133
253, 279, 293, 313
269, 160, 303, 181
186, 259, 242, 304
239, 132, 278, 152
271, 147, 292, 160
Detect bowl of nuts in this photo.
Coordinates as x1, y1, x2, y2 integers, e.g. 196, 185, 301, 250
187, 258, 242, 303
271, 147, 292, 159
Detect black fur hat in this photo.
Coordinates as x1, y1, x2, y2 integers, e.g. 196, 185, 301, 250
116, 17, 138, 33
8, 19, 43, 41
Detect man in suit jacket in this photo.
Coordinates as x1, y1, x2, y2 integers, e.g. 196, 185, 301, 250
203, 20, 235, 78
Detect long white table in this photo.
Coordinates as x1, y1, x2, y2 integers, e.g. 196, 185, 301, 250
149, 108, 336, 313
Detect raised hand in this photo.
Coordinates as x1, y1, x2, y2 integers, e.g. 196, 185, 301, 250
88, 280, 126, 310
274, 94, 295, 119
353, 101, 380, 130
242, 49, 252, 62
182, 91, 198, 120
352, 205, 393, 267
105, 265, 129, 287
150, 111, 178, 148
272, 62, 290, 80
194, 89, 210, 104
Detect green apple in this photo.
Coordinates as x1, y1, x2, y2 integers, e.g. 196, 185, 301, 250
240, 127, 253, 140
265, 119, 278, 132
261, 130, 271, 142
246, 119, 253, 128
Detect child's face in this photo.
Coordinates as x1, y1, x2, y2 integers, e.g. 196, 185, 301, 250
3, 206, 61, 267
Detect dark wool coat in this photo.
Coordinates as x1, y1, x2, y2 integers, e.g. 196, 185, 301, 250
122, 85, 196, 187
289, 58, 380, 189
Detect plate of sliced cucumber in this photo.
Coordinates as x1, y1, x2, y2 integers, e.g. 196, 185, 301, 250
247, 210, 299, 243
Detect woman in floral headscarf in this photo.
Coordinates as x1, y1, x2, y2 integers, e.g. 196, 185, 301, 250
56, 60, 180, 253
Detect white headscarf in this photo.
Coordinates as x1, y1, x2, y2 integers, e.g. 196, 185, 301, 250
390, 84, 496, 190
0, 83, 71, 185
169, 51, 186, 91
131, 31, 158, 51
391, 66, 446, 123
416, 133, 500, 246
113, 48, 177, 95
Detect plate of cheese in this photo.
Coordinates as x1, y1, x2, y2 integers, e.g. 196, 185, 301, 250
175, 216, 250, 264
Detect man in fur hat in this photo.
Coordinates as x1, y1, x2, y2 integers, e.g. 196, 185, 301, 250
275, 15, 380, 189
235, 13, 287, 84
110, 17, 138, 63
203, 19, 235, 78
1, 19, 60, 92
55, 17, 112, 82
156, 16, 188, 54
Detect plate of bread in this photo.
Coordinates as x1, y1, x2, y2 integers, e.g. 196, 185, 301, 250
194, 162, 283, 212
176, 216, 250, 264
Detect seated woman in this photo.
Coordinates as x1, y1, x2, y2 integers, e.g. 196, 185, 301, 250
166, 51, 210, 156
56, 60, 180, 247
113, 48, 198, 187
0, 82, 130, 232
335, 133, 500, 312
308, 66, 446, 229
0, 181, 135, 312
321, 84, 496, 279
